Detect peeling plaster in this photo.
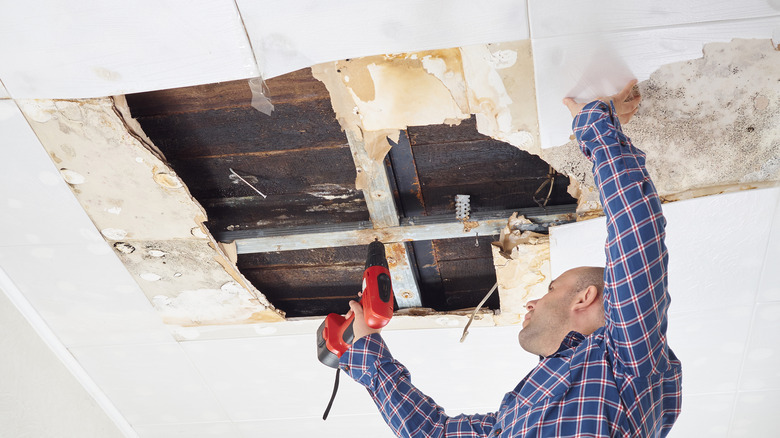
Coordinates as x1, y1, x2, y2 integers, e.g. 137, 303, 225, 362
18, 97, 284, 325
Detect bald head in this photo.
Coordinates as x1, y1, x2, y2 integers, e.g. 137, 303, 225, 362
569, 266, 605, 299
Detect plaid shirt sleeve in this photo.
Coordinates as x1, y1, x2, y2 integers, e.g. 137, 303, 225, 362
573, 100, 672, 377
340, 333, 498, 437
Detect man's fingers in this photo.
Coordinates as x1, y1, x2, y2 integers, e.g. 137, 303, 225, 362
617, 79, 638, 101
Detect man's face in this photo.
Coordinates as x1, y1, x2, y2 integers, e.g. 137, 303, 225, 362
517, 269, 578, 357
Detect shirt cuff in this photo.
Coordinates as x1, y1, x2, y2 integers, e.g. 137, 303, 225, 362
339, 333, 393, 389
572, 100, 626, 158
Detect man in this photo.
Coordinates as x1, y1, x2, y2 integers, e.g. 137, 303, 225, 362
340, 80, 682, 437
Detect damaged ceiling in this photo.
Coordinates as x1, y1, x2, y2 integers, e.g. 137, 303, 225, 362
15, 37, 779, 328
2, 2, 780, 437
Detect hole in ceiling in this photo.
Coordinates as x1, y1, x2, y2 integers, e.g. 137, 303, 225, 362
125, 67, 575, 318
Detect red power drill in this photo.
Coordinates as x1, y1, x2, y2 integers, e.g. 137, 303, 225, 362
316, 240, 395, 369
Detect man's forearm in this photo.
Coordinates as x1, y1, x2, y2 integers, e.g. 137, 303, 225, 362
341, 334, 497, 437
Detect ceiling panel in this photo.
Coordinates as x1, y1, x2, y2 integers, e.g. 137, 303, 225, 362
666, 392, 734, 437
738, 302, 780, 392
133, 422, 241, 438
70, 343, 229, 426
0, 1, 257, 98
181, 335, 379, 421
0, 79, 8, 98
236, 0, 530, 79
528, 0, 780, 39
757, 193, 780, 303
666, 306, 752, 395
730, 389, 780, 437
531, 17, 779, 148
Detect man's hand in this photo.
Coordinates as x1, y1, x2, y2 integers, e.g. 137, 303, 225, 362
347, 300, 382, 341
562, 79, 641, 125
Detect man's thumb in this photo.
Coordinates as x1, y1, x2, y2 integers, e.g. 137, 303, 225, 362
348, 300, 363, 315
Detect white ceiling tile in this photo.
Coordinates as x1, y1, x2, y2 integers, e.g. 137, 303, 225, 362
0, 243, 172, 347
235, 414, 393, 438
0, 100, 101, 246
0, 1, 258, 99
757, 195, 780, 303
665, 392, 734, 438
667, 307, 752, 395
70, 343, 229, 426
381, 326, 538, 413
738, 303, 780, 391
0, 79, 8, 98
528, 0, 780, 39
665, 188, 777, 314
181, 335, 379, 421
236, 0, 530, 79
532, 17, 779, 148
729, 390, 780, 437
133, 422, 240, 438
183, 325, 534, 423
550, 188, 779, 314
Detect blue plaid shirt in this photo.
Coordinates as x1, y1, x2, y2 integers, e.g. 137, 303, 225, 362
341, 101, 682, 437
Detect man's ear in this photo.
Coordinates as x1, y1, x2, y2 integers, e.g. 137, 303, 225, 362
572, 285, 599, 311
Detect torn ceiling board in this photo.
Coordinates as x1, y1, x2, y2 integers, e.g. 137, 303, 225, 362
313, 43, 542, 153
235, 0, 530, 79
18, 98, 208, 241
541, 39, 780, 214
528, 0, 780, 39
0, 1, 258, 99
461, 41, 540, 153
532, 18, 780, 148
18, 97, 283, 325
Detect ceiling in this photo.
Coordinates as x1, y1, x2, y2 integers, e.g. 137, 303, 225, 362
1, 1, 779, 437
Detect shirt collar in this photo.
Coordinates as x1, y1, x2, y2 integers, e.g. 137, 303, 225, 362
541, 331, 586, 359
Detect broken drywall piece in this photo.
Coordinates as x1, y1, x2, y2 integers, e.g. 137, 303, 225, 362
493, 212, 547, 253
461, 41, 539, 153
491, 234, 550, 326
541, 39, 780, 217
19, 97, 284, 325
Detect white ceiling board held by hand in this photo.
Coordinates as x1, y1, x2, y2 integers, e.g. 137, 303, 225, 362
235, 0, 529, 79
532, 17, 780, 148
0, 1, 258, 99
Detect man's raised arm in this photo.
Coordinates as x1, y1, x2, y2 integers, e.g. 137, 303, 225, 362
566, 81, 673, 377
